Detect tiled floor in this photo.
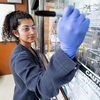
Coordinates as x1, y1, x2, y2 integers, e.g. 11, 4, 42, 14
0, 74, 65, 100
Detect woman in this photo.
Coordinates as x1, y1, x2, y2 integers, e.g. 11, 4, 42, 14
2, 5, 89, 100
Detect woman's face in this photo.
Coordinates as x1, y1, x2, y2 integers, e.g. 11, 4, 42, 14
15, 18, 37, 45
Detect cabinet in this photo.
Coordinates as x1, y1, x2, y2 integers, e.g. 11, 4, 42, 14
0, 42, 16, 75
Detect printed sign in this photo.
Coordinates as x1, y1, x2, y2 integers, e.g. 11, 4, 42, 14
63, 63, 100, 100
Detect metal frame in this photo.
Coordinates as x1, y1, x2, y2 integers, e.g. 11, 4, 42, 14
38, 0, 44, 53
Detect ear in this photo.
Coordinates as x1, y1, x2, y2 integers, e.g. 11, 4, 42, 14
12, 30, 19, 37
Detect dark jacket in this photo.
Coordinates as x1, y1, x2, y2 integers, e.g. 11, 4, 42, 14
10, 43, 79, 100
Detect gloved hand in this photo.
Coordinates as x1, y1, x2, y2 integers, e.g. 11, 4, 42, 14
56, 5, 90, 59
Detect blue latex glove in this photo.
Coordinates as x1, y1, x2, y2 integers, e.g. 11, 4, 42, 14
56, 5, 90, 59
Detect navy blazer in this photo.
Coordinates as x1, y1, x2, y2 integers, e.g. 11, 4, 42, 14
10, 43, 79, 100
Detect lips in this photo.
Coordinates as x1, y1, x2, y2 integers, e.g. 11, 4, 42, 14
30, 37, 34, 39
29, 36, 36, 39
28, 35, 35, 38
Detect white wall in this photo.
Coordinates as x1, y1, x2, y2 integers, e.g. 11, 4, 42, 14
0, 4, 15, 41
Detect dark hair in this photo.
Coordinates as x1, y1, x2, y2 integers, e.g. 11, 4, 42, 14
2, 10, 34, 42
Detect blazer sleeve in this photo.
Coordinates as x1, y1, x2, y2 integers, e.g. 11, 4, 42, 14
14, 48, 80, 99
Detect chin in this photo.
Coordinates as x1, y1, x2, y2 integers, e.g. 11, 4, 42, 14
30, 40, 35, 43
28, 38, 36, 43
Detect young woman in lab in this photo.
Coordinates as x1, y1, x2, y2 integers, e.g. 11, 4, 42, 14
2, 5, 90, 100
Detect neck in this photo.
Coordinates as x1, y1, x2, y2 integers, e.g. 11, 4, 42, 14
19, 41, 31, 49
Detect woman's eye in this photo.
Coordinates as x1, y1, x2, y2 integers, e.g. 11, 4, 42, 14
32, 26, 35, 30
32, 26, 37, 30
32, 27, 35, 30
24, 27, 29, 31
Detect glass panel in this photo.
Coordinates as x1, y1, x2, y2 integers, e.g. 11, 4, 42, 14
44, 1, 59, 61
44, 0, 100, 76
44, 0, 100, 100
55, 0, 100, 75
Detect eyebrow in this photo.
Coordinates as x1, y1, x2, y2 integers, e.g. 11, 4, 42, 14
22, 24, 35, 27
